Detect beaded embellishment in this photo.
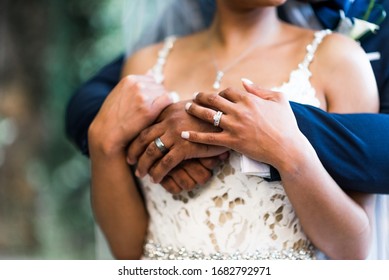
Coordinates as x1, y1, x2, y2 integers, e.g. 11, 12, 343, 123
144, 240, 316, 260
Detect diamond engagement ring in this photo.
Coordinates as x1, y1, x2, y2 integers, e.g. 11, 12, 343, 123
213, 111, 223, 127
154, 137, 169, 154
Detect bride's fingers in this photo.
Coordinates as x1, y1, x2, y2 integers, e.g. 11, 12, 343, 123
193, 92, 233, 112
241, 78, 284, 102
218, 87, 247, 103
181, 130, 227, 147
185, 102, 228, 129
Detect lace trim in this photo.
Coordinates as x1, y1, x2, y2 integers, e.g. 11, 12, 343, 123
151, 36, 177, 84
143, 240, 316, 260
300, 29, 332, 70
271, 29, 332, 107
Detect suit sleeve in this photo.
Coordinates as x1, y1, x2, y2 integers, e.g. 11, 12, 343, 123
270, 103, 389, 194
65, 55, 124, 156
270, 2, 389, 194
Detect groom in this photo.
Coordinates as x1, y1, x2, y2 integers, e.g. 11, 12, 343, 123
66, 0, 389, 194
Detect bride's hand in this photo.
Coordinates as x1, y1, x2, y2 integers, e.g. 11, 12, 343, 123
88, 74, 178, 157
180, 80, 306, 169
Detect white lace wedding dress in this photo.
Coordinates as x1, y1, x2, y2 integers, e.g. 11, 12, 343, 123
140, 30, 331, 260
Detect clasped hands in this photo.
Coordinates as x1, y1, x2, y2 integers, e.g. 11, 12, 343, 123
91, 74, 301, 194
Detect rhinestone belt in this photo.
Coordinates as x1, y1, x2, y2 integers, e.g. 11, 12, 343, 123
143, 240, 315, 260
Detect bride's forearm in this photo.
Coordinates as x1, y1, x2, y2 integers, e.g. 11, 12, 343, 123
89, 143, 148, 260
278, 137, 373, 259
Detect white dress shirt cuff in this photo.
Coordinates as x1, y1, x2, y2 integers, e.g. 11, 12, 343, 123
240, 155, 271, 178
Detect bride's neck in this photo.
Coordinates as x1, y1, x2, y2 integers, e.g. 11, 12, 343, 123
208, 6, 282, 51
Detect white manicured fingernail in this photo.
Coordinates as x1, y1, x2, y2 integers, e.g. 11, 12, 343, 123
241, 78, 254, 85
185, 102, 192, 111
181, 131, 190, 139
193, 91, 200, 99
169, 91, 180, 103
125, 74, 134, 81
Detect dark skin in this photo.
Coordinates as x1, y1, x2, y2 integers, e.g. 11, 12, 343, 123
126, 0, 377, 196
128, 100, 229, 193
125, 4, 327, 192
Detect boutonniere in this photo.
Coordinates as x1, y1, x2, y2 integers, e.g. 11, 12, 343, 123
336, 11, 380, 40
349, 18, 380, 39
336, 0, 386, 41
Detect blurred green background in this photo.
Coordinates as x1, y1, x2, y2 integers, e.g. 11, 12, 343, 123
0, 0, 125, 259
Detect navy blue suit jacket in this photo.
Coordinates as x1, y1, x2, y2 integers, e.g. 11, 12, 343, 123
66, 2, 389, 194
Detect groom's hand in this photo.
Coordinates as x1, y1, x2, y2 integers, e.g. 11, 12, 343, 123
127, 101, 228, 193
88, 74, 175, 156
157, 157, 227, 194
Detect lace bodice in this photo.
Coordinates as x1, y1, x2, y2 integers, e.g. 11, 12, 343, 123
273, 29, 331, 105
141, 30, 331, 260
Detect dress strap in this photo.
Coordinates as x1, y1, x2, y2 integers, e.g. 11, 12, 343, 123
151, 36, 177, 84
300, 29, 332, 70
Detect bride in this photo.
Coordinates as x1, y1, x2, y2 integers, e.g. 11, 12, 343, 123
88, 0, 378, 259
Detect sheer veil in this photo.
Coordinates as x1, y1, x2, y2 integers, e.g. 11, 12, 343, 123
121, 0, 210, 56
94, 0, 389, 260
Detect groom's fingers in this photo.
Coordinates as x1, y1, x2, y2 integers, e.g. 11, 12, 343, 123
147, 148, 184, 183
164, 160, 214, 191
160, 176, 183, 194
167, 167, 197, 191
150, 91, 177, 117
180, 159, 215, 186
127, 123, 163, 165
